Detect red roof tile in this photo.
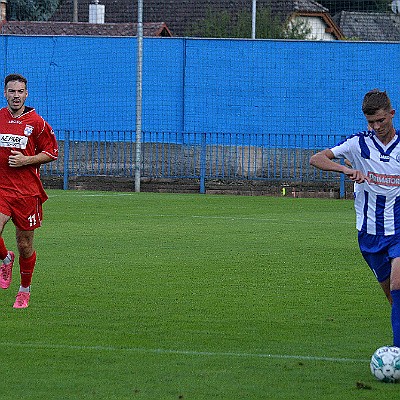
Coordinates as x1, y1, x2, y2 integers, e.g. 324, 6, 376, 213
0, 20, 172, 37
50, 0, 331, 36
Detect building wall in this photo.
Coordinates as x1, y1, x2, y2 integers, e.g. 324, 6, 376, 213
293, 16, 336, 40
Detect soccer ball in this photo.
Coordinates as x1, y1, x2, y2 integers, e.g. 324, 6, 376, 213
370, 346, 400, 383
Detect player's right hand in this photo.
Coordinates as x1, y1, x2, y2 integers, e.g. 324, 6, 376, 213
344, 168, 370, 184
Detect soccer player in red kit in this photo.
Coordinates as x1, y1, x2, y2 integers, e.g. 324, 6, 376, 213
0, 74, 58, 308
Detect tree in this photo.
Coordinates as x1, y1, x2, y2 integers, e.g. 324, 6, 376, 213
188, 7, 312, 39
318, 0, 390, 15
8, 0, 60, 21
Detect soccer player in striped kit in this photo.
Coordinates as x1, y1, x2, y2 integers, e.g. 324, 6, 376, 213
310, 89, 400, 346
0, 74, 58, 308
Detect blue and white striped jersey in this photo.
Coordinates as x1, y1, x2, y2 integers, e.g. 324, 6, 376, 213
331, 130, 400, 235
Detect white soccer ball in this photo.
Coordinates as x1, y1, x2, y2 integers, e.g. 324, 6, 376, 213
370, 346, 400, 383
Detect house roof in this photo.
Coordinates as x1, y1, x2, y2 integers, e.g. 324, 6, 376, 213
50, 0, 333, 37
0, 20, 172, 37
333, 11, 400, 41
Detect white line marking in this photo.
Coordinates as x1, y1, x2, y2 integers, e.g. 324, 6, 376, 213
0, 342, 368, 363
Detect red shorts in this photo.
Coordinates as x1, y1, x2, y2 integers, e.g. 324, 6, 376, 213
0, 195, 43, 231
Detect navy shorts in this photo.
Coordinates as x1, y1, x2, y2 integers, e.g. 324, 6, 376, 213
358, 231, 400, 282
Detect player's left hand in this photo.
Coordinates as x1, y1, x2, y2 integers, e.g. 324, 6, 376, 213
8, 150, 26, 167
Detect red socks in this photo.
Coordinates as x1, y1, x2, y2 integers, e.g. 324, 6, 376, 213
0, 237, 8, 260
0, 239, 37, 288
19, 251, 36, 288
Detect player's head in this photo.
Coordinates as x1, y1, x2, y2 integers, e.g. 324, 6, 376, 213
4, 73, 27, 89
4, 73, 28, 116
362, 89, 392, 115
362, 89, 395, 136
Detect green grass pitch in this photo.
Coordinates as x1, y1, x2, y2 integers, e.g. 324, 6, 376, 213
0, 190, 397, 399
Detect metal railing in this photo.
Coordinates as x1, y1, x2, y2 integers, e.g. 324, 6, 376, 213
42, 130, 345, 194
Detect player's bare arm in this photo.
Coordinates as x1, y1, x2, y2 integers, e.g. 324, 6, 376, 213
8, 150, 53, 168
310, 149, 369, 184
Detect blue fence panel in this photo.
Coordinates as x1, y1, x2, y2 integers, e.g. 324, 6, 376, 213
3, 35, 399, 193
2, 36, 400, 150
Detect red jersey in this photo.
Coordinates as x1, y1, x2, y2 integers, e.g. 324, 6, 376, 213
0, 107, 58, 202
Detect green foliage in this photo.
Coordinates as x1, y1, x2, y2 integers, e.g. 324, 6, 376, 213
188, 7, 312, 39
284, 18, 313, 40
0, 190, 396, 399
189, 9, 233, 38
8, 0, 60, 21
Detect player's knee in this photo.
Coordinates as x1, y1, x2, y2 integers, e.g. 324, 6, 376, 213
16, 237, 34, 258
391, 273, 400, 291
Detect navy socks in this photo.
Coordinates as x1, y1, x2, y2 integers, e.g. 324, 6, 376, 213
391, 289, 400, 346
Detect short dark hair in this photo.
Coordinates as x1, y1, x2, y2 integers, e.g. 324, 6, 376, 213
362, 89, 392, 115
4, 73, 27, 88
